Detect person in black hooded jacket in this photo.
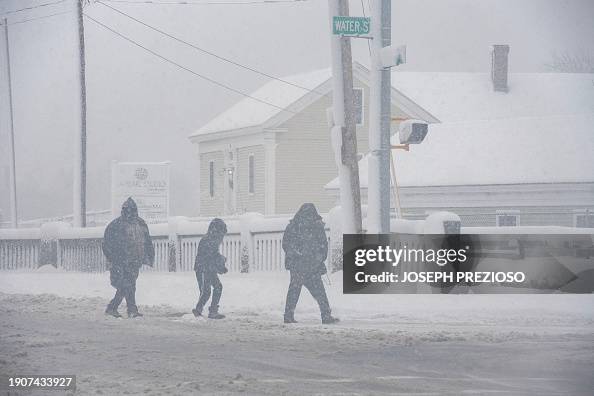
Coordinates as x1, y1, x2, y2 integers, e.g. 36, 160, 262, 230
282, 203, 339, 324
192, 218, 228, 319
102, 197, 154, 318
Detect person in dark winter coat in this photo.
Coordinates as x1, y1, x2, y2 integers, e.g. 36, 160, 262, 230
102, 197, 154, 318
193, 218, 228, 319
282, 203, 339, 324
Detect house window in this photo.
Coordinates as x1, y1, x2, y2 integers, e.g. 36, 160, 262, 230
248, 154, 255, 194
496, 212, 520, 227
574, 211, 594, 228
209, 161, 215, 197
353, 88, 364, 125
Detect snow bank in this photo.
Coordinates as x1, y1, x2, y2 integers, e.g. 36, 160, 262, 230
1, 271, 592, 327
36, 264, 66, 273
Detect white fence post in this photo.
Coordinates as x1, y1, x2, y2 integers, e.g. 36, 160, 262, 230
239, 213, 260, 273
328, 206, 345, 272
39, 222, 70, 269
168, 217, 187, 272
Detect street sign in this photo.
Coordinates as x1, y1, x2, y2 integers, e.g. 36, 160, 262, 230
332, 16, 370, 36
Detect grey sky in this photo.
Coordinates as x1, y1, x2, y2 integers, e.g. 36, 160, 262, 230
1, 0, 593, 221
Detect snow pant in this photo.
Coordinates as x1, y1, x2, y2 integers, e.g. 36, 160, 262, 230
108, 263, 139, 314
195, 269, 222, 314
284, 271, 331, 321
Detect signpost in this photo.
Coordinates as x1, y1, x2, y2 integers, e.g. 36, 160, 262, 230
332, 16, 370, 36
111, 161, 170, 224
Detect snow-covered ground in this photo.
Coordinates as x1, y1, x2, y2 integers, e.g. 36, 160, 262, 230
1, 268, 593, 395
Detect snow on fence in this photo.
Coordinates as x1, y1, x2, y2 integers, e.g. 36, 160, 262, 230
0, 211, 455, 273
5, 210, 588, 273
0, 214, 304, 273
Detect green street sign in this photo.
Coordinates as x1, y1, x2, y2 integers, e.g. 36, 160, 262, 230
332, 16, 370, 36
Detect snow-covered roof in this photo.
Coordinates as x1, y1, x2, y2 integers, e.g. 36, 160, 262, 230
326, 113, 594, 188
391, 72, 594, 123
189, 63, 445, 139
190, 68, 332, 137
324, 71, 594, 188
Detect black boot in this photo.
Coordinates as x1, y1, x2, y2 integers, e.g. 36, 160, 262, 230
192, 308, 202, 317
284, 312, 297, 324
105, 306, 122, 318
322, 314, 340, 324
208, 305, 225, 319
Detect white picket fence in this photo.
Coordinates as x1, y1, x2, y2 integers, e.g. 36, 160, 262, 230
0, 214, 328, 273
7, 210, 585, 273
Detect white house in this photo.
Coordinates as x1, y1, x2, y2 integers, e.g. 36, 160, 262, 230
326, 48, 594, 227
188, 63, 437, 216
190, 46, 594, 227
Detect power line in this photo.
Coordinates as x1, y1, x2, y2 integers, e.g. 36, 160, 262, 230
102, 0, 307, 5
4, 9, 75, 25
3, 0, 71, 16
83, 13, 297, 114
97, 0, 323, 95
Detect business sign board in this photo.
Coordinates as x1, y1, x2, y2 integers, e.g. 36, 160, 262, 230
332, 16, 370, 36
111, 161, 170, 224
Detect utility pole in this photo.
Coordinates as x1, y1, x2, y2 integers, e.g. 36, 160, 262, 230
368, 0, 391, 234
328, 0, 363, 234
2, 18, 18, 228
73, 0, 87, 227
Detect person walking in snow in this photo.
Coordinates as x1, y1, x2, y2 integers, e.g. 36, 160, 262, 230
282, 203, 339, 324
193, 218, 228, 319
102, 197, 154, 318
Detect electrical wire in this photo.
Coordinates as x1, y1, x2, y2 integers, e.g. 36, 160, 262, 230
84, 13, 297, 113
3, 0, 71, 15
4, 9, 75, 25
97, 0, 323, 95
101, 0, 307, 6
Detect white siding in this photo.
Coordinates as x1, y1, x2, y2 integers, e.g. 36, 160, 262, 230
274, 78, 407, 214
199, 151, 224, 216
236, 145, 266, 213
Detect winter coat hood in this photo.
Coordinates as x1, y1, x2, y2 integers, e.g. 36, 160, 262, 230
207, 218, 227, 238
282, 203, 328, 273
121, 197, 138, 220
291, 203, 323, 225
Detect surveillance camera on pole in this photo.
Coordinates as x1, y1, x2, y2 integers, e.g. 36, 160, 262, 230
397, 119, 429, 145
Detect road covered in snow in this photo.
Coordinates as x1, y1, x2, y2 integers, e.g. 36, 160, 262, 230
1, 269, 593, 395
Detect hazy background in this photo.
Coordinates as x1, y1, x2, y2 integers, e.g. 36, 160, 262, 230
1, 0, 593, 221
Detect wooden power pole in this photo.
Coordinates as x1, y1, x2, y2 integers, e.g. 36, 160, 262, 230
328, 0, 363, 234
2, 18, 18, 228
73, 0, 87, 227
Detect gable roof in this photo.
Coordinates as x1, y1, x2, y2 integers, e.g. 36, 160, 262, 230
190, 68, 332, 137
189, 63, 439, 139
391, 72, 594, 123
